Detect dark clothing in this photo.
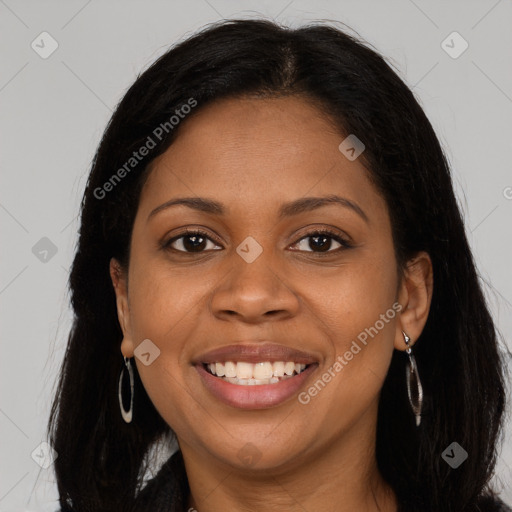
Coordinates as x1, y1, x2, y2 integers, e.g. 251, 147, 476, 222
131, 450, 512, 512
57, 450, 512, 511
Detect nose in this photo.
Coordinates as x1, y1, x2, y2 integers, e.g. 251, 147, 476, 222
210, 248, 300, 324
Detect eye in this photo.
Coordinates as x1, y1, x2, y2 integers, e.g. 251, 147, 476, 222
163, 229, 222, 253
290, 229, 352, 254
163, 228, 352, 255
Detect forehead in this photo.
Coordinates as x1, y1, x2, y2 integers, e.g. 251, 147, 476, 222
139, 96, 387, 223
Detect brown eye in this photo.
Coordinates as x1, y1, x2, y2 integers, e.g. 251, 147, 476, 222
165, 230, 222, 253
291, 230, 351, 254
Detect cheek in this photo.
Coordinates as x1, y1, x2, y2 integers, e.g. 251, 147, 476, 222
127, 253, 210, 339
125, 276, 199, 431
299, 258, 398, 425
300, 247, 398, 339
124, 256, 206, 406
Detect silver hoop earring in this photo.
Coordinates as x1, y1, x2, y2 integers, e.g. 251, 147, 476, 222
118, 356, 134, 423
403, 331, 423, 427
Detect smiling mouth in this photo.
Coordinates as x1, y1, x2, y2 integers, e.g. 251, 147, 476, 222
203, 361, 311, 386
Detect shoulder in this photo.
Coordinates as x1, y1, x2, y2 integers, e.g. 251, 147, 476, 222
132, 449, 189, 511
53, 451, 189, 512
476, 495, 512, 512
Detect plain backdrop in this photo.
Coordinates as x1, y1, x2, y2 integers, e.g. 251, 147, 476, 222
0, 1, 511, 509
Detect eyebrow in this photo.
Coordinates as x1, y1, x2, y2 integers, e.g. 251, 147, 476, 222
147, 194, 368, 223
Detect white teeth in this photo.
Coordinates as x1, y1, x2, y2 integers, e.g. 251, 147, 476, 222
236, 362, 253, 379
273, 361, 285, 377
220, 375, 295, 385
284, 362, 295, 376
253, 362, 273, 380
215, 362, 225, 377
206, 360, 309, 382
224, 361, 237, 378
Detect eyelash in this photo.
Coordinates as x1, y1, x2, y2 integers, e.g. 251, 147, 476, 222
162, 227, 353, 257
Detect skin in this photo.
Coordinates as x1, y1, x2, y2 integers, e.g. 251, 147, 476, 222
110, 96, 433, 512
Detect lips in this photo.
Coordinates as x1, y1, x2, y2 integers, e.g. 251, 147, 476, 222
193, 343, 319, 365
192, 342, 320, 409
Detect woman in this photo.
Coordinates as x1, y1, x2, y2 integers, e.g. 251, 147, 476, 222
47, 19, 511, 511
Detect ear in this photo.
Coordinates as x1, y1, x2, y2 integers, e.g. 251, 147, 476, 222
394, 251, 433, 351
110, 258, 135, 358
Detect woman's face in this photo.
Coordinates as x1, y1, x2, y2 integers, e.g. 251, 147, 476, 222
113, 95, 407, 473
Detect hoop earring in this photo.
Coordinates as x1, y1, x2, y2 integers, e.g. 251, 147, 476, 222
118, 356, 134, 423
403, 331, 423, 427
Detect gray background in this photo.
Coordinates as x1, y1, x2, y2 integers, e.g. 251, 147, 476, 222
1, 0, 511, 509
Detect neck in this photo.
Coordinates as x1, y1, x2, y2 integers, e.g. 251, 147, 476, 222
180, 403, 397, 512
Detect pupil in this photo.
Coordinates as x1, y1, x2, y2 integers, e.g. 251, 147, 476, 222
184, 235, 206, 252
310, 235, 330, 252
